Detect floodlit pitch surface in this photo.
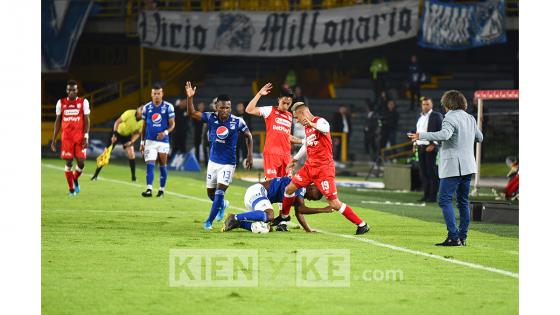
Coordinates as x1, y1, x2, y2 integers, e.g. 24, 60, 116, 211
42, 159, 518, 314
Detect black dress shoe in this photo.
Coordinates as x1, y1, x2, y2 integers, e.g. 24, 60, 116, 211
425, 198, 437, 203
435, 238, 461, 246
460, 239, 467, 246
417, 197, 427, 202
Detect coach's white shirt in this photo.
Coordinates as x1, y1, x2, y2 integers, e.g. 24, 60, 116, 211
415, 110, 432, 146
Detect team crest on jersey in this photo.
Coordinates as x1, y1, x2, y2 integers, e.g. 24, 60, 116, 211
152, 113, 162, 124
77, 103, 81, 109
217, 126, 229, 140
230, 121, 236, 130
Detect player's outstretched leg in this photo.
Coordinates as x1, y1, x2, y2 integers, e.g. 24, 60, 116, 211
142, 161, 155, 197
330, 199, 370, 235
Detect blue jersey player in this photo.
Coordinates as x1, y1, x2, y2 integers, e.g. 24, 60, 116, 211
140, 84, 175, 198
222, 177, 332, 233
185, 81, 254, 230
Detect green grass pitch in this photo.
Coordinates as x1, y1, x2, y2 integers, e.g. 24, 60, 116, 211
42, 159, 518, 314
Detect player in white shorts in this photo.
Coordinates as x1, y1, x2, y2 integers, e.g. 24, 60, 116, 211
222, 177, 333, 233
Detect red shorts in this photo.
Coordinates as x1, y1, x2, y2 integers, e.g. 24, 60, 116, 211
60, 135, 87, 160
263, 154, 291, 179
292, 163, 337, 200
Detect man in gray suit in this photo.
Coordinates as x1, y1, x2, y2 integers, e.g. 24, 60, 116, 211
409, 90, 483, 246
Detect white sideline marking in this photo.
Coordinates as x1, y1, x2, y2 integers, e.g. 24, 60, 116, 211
361, 200, 427, 207
317, 230, 518, 279
42, 163, 519, 279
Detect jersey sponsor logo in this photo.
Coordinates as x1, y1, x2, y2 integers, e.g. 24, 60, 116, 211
272, 124, 290, 134
152, 113, 162, 124
216, 126, 229, 140
63, 116, 82, 122
274, 117, 292, 128
64, 109, 80, 116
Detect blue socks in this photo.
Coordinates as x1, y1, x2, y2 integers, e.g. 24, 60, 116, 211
206, 189, 225, 224
146, 162, 155, 188
159, 165, 168, 189
239, 221, 253, 231
236, 211, 268, 222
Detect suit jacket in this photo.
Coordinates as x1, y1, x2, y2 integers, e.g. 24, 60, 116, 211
332, 112, 353, 137
419, 110, 483, 178
416, 111, 443, 145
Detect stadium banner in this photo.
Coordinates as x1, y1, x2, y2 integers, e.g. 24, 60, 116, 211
418, 0, 506, 50
138, 1, 418, 57
42, 0, 93, 72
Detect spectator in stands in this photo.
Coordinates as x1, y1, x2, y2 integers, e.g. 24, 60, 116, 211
408, 55, 426, 110
380, 100, 399, 148
375, 90, 388, 112
172, 98, 189, 154
193, 101, 208, 164
235, 101, 252, 164
332, 105, 352, 161
364, 105, 381, 162
408, 90, 484, 246
414, 97, 443, 202
369, 56, 389, 104
284, 69, 297, 89
293, 85, 309, 105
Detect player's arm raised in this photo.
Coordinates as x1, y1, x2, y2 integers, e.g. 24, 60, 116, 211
245, 83, 273, 116
185, 81, 202, 121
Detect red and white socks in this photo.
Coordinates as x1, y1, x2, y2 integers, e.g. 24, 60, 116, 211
281, 192, 296, 218
338, 203, 366, 227
64, 165, 74, 192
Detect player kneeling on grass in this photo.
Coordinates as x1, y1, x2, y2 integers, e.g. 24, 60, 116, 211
274, 102, 370, 235
222, 177, 332, 233
185, 81, 254, 230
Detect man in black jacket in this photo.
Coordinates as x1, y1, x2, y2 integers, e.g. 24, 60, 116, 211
414, 97, 443, 202
364, 105, 380, 161
332, 105, 352, 161
380, 100, 399, 149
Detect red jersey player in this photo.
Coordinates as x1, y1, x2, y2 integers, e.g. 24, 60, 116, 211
50, 80, 91, 196
274, 102, 370, 235
245, 83, 302, 178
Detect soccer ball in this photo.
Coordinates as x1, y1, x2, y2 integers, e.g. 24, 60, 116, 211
250, 221, 270, 234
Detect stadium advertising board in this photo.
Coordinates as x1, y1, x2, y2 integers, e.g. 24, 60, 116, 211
419, 0, 507, 50
138, 0, 418, 57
